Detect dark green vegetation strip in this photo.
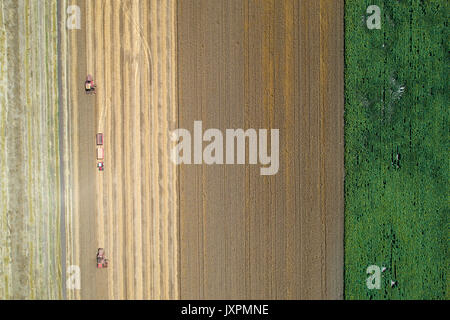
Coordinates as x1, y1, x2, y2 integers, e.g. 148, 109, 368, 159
344, 0, 448, 299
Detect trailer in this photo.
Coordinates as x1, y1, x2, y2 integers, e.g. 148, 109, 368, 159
97, 147, 104, 160
96, 133, 103, 145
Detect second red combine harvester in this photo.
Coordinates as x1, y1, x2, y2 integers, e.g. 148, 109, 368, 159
85, 74, 96, 95
96, 133, 104, 171
96, 248, 108, 268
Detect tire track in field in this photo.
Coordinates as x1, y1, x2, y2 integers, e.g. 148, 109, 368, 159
130, 0, 143, 299
102, 0, 115, 300
122, 0, 134, 298
149, 0, 162, 299
140, 0, 152, 299
68, 0, 80, 300
93, 0, 104, 253
111, 1, 124, 300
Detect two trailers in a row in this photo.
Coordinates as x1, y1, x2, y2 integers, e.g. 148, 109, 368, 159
96, 133, 104, 171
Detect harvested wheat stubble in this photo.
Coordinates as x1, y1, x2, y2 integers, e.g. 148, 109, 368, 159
64, 0, 178, 300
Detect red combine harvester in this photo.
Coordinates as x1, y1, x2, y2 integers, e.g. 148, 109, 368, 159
96, 248, 108, 268
85, 74, 96, 95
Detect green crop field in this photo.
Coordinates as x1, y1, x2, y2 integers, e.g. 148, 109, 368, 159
344, 0, 448, 299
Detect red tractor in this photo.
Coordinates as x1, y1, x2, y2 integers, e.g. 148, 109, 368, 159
97, 162, 104, 171
85, 74, 96, 95
96, 248, 108, 268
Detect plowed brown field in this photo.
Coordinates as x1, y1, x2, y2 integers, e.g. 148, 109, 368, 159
178, 0, 344, 299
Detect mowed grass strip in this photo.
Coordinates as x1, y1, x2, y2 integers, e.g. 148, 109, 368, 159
344, 0, 448, 299
0, 0, 61, 299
